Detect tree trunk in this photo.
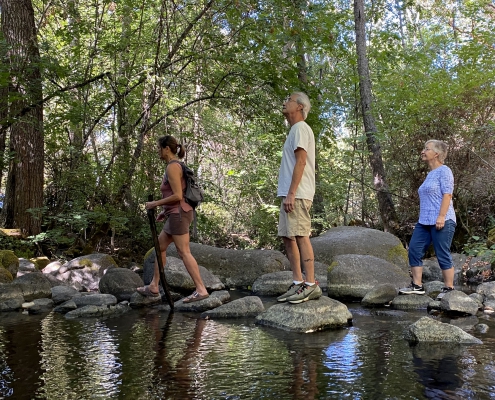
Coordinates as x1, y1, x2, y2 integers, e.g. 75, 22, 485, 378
0, 0, 44, 236
353, 0, 398, 233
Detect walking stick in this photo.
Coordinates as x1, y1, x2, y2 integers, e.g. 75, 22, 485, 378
147, 195, 175, 310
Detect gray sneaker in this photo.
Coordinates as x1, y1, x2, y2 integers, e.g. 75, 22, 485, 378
277, 282, 303, 302
287, 283, 322, 304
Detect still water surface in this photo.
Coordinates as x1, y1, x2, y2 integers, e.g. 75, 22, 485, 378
1, 294, 495, 399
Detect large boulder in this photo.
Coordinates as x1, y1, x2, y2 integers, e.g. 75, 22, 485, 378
51, 286, 81, 305
327, 254, 410, 300
142, 253, 224, 292
11, 271, 52, 301
0, 250, 19, 278
165, 243, 290, 288
256, 297, 352, 333
439, 290, 480, 316
403, 316, 482, 344
311, 226, 408, 270
99, 268, 144, 301
46, 253, 118, 291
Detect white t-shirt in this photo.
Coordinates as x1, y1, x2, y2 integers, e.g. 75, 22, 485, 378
277, 121, 315, 200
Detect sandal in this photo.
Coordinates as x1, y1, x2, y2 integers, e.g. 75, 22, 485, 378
183, 291, 209, 303
137, 286, 160, 298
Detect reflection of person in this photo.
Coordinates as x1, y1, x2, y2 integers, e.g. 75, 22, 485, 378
276, 92, 321, 304
137, 135, 209, 303
399, 140, 456, 299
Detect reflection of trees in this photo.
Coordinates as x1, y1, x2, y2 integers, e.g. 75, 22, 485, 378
37, 313, 120, 399
0, 326, 13, 397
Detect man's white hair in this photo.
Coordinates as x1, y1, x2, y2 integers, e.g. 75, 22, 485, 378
293, 92, 311, 120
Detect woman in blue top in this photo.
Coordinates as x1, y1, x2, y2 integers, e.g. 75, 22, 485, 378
399, 140, 456, 299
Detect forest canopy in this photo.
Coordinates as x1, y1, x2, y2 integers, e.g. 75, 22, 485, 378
0, 0, 494, 263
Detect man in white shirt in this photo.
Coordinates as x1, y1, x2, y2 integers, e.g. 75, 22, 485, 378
276, 92, 321, 304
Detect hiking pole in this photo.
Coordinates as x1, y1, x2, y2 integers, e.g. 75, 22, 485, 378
147, 195, 175, 310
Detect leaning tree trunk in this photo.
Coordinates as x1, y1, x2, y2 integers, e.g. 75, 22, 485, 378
353, 0, 398, 233
0, 0, 44, 236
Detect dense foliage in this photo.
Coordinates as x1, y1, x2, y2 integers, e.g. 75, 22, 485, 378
0, 0, 494, 264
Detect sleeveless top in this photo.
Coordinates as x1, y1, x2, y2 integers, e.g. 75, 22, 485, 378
160, 161, 193, 216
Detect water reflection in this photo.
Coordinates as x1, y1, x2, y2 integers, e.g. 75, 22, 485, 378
0, 326, 13, 398
0, 306, 494, 399
37, 313, 121, 399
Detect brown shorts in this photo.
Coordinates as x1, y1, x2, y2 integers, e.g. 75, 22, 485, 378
278, 198, 312, 239
163, 210, 193, 236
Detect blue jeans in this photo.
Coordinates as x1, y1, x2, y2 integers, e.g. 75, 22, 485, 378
408, 220, 456, 270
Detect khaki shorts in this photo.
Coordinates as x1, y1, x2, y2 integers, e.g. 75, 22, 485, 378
278, 198, 312, 239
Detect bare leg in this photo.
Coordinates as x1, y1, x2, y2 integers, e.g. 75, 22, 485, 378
442, 267, 454, 288
148, 230, 174, 293
174, 233, 208, 296
411, 266, 423, 286
295, 236, 315, 283
283, 237, 303, 282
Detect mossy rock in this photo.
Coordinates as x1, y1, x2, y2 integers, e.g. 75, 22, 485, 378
0, 267, 13, 283
0, 250, 19, 278
30, 256, 50, 271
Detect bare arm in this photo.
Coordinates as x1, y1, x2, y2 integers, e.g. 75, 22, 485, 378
436, 193, 452, 230
145, 163, 183, 210
284, 148, 307, 213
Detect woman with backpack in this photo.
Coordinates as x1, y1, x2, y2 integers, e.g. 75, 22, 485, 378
137, 135, 209, 303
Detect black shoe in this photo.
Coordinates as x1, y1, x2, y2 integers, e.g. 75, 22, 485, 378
436, 286, 454, 300
399, 282, 425, 295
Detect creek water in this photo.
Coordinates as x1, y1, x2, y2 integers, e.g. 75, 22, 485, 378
1, 291, 495, 400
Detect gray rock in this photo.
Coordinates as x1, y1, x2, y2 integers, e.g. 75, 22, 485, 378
403, 316, 482, 344
256, 296, 352, 333
44, 274, 71, 288
143, 254, 225, 292
174, 290, 230, 312
311, 226, 408, 270
166, 244, 290, 288
72, 293, 118, 307
423, 281, 444, 297
475, 324, 489, 334
439, 291, 479, 316
99, 268, 144, 301
327, 254, 410, 300
53, 300, 78, 313
449, 315, 479, 331
18, 258, 37, 272
128, 291, 163, 308
251, 271, 295, 296
24, 298, 54, 314
391, 294, 433, 310
64, 302, 130, 319
469, 293, 484, 309
201, 296, 265, 319
50, 253, 118, 291
11, 272, 52, 301
361, 284, 397, 307
0, 283, 24, 301
0, 297, 24, 311
51, 286, 81, 305
476, 281, 495, 298
483, 300, 495, 311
